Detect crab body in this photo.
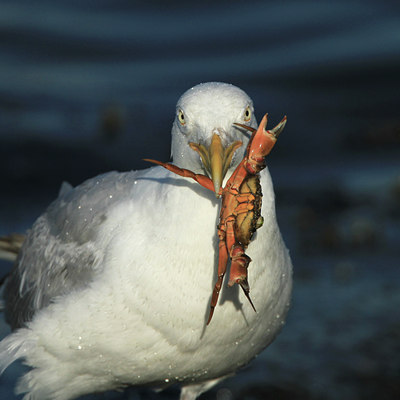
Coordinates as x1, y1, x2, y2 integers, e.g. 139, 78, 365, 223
225, 173, 263, 247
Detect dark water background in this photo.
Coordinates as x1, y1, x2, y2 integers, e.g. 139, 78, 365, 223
0, 1, 399, 399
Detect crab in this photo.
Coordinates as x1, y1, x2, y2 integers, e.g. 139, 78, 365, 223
145, 113, 286, 323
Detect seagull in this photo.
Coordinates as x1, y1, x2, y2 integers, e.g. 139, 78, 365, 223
0, 82, 293, 400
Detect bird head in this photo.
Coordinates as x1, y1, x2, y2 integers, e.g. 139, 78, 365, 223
171, 82, 258, 194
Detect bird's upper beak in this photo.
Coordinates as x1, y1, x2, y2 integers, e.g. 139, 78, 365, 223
189, 133, 242, 196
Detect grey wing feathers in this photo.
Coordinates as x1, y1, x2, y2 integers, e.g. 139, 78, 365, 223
3, 170, 138, 330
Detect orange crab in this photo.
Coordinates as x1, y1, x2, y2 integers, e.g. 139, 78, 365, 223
145, 113, 286, 324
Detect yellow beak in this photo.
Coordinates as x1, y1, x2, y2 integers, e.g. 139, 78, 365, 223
189, 134, 242, 196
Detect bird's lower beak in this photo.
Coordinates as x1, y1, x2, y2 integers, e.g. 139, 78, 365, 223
190, 134, 242, 196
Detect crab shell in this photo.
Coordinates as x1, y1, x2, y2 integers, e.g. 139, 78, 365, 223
234, 175, 263, 246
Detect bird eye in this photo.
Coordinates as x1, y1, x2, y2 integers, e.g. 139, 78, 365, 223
177, 109, 185, 125
244, 106, 252, 122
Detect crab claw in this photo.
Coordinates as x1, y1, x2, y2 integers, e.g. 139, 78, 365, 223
242, 114, 287, 174
269, 115, 287, 139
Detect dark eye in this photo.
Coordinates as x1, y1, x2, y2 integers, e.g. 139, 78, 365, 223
244, 106, 251, 122
178, 109, 185, 125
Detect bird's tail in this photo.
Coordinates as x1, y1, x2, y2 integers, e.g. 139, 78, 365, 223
0, 233, 24, 311
0, 233, 25, 262
0, 328, 35, 376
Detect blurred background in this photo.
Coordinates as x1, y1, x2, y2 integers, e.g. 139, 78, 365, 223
0, 0, 399, 399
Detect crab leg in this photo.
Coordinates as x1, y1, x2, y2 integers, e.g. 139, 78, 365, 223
229, 246, 256, 312
226, 217, 256, 311
213, 219, 256, 319
144, 159, 215, 192
207, 236, 229, 325
234, 201, 255, 215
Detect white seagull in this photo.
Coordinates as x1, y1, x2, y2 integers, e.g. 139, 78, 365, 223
0, 82, 292, 400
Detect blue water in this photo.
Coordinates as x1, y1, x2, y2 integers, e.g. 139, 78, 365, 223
1, 1, 399, 399
1, 1, 399, 151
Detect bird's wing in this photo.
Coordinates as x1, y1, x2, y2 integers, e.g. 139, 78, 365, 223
4, 170, 143, 329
